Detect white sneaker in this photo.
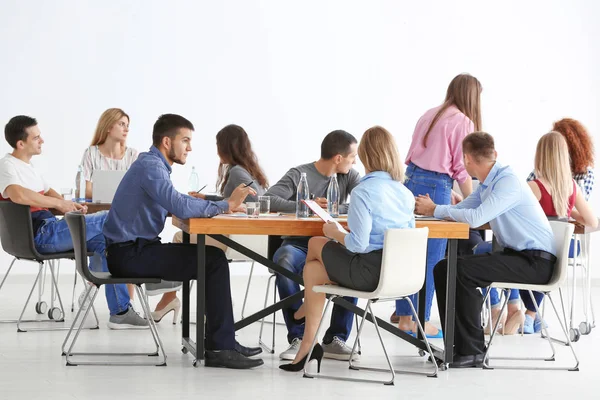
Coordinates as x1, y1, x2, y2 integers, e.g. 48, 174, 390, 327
279, 338, 302, 360
78, 284, 98, 311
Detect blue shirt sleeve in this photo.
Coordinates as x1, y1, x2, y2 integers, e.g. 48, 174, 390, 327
140, 164, 229, 218
434, 175, 521, 227
344, 189, 372, 253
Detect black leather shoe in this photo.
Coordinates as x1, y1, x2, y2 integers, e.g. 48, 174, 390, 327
235, 341, 263, 357
204, 349, 264, 369
449, 353, 484, 368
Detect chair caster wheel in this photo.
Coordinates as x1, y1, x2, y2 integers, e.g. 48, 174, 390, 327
181, 347, 188, 354
193, 360, 198, 367
569, 328, 581, 342
579, 322, 592, 335
418, 349, 426, 357
48, 307, 62, 320
35, 301, 47, 315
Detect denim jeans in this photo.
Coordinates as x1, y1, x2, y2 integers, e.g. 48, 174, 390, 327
475, 241, 544, 311
395, 163, 452, 321
34, 211, 130, 316
274, 239, 357, 344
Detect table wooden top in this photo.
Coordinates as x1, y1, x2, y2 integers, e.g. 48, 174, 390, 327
172, 214, 469, 239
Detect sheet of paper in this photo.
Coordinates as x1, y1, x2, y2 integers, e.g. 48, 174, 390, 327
303, 200, 348, 233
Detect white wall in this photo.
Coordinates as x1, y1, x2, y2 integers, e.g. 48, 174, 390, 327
0, 0, 599, 276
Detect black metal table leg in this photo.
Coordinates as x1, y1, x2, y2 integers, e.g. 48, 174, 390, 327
443, 238, 458, 365
194, 234, 206, 366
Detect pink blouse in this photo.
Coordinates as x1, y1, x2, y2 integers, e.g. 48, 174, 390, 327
405, 105, 474, 184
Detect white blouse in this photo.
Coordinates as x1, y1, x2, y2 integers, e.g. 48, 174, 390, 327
80, 145, 139, 181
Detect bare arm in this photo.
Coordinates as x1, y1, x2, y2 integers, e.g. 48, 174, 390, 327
572, 186, 598, 228
5, 185, 84, 214
527, 181, 542, 200
85, 181, 93, 199
46, 188, 63, 200
458, 179, 473, 199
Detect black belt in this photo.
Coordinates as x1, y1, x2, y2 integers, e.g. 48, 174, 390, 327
504, 248, 557, 263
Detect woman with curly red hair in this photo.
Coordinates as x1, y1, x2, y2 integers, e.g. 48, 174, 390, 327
528, 118, 595, 199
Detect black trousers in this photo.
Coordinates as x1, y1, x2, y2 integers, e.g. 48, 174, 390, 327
107, 240, 236, 351
433, 250, 555, 356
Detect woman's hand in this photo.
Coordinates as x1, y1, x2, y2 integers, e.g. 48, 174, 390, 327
322, 220, 340, 238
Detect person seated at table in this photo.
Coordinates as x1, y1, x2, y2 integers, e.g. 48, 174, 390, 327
478, 131, 598, 335
103, 114, 264, 369
266, 130, 361, 362
1, 116, 141, 328
279, 125, 414, 372
164, 124, 269, 322
415, 132, 557, 368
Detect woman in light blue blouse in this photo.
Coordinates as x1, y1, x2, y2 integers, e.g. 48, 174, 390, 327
280, 126, 415, 372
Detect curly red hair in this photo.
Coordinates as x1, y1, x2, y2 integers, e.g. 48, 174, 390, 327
552, 118, 594, 174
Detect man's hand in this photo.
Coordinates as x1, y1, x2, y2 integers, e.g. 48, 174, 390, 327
188, 191, 206, 200
227, 184, 257, 213
56, 200, 86, 214
415, 194, 436, 216
451, 190, 463, 205
314, 197, 328, 209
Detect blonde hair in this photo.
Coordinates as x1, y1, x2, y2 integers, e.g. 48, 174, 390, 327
534, 131, 573, 218
91, 108, 130, 146
423, 74, 482, 147
358, 126, 404, 181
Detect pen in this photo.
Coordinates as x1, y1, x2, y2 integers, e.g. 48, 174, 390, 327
196, 184, 207, 193
243, 181, 254, 188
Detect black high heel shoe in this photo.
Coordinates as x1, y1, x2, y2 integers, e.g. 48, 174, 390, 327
279, 343, 324, 372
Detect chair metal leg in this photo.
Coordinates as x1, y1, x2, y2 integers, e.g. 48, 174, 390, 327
304, 296, 436, 384
0, 258, 18, 323
484, 288, 578, 371
71, 271, 78, 312
64, 284, 167, 366
258, 274, 276, 353
241, 261, 255, 319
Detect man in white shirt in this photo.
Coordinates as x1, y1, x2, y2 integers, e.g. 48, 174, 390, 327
1, 116, 143, 329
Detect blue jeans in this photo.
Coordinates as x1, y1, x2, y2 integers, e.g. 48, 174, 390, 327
475, 242, 543, 311
395, 163, 453, 321
34, 211, 130, 316
274, 239, 357, 344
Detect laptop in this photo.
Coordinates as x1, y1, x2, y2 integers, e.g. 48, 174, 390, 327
92, 170, 127, 203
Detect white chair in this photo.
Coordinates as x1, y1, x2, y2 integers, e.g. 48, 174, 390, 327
304, 227, 437, 385
483, 221, 578, 371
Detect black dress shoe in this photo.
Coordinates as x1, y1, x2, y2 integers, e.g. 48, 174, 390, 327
204, 349, 264, 369
235, 341, 263, 357
448, 353, 484, 368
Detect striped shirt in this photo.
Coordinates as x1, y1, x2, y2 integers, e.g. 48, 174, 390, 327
80, 145, 139, 181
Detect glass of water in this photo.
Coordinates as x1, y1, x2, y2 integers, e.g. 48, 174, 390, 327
246, 202, 260, 218
61, 188, 73, 201
258, 196, 270, 215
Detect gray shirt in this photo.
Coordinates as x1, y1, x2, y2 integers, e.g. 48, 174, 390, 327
222, 165, 266, 202
265, 162, 361, 213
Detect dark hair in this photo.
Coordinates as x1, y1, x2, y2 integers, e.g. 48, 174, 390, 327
462, 132, 495, 162
552, 118, 594, 174
152, 114, 194, 147
320, 130, 357, 159
5, 115, 37, 149
216, 124, 269, 194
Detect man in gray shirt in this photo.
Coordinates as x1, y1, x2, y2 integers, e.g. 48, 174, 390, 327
266, 130, 361, 361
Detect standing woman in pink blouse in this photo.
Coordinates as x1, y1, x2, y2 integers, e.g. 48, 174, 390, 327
393, 74, 482, 338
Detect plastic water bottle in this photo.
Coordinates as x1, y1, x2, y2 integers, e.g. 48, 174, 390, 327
188, 166, 200, 192
75, 165, 86, 203
296, 172, 310, 218
327, 174, 339, 217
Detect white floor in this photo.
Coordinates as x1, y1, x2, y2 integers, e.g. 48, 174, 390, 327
1, 272, 599, 399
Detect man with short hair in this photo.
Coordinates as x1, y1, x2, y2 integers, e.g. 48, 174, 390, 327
0, 116, 140, 328
103, 114, 264, 369
266, 130, 362, 361
416, 132, 556, 368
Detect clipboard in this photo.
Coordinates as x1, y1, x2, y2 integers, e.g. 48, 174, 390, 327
302, 199, 348, 233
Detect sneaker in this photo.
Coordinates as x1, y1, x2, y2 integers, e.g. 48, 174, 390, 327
522, 314, 535, 334
322, 336, 360, 361
107, 307, 150, 330
279, 338, 302, 360
146, 281, 183, 296
78, 284, 98, 311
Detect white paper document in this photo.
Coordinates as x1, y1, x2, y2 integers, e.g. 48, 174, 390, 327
302, 200, 348, 233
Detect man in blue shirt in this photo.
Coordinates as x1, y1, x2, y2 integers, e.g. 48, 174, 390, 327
415, 132, 556, 368
103, 114, 263, 369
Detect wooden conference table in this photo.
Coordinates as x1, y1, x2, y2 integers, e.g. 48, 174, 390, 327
172, 214, 469, 368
